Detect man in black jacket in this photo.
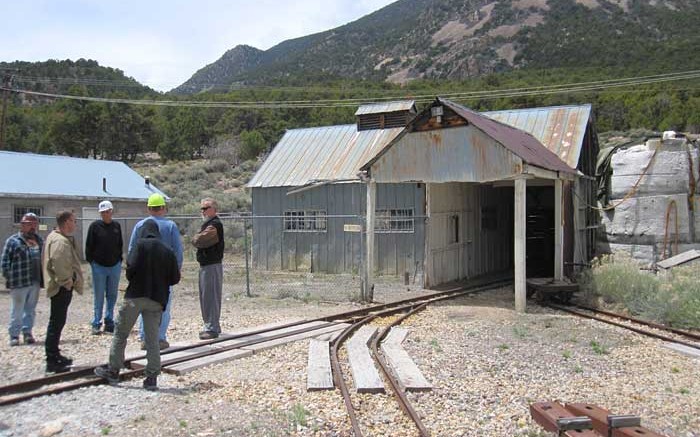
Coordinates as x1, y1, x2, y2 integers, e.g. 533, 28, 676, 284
94, 219, 180, 391
191, 197, 224, 340
85, 200, 123, 335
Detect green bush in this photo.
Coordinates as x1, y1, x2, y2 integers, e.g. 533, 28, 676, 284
581, 254, 700, 329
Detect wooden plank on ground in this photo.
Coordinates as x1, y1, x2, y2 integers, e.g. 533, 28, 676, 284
129, 344, 220, 369
380, 327, 432, 392
132, 321, 330, 370
347, 325, 384, 393
164, 349, 253, 375
241, 323, 350, 352
307, 339, 333, 391
314, 329, 344, 342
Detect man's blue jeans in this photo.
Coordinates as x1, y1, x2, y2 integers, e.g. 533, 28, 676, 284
90, 261, 121, 328
8, 283, 40, 337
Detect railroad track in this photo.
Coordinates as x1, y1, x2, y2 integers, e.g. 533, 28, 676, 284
330, 278, 512, 437
0, 276, 511, 412
547, 302, 700, 351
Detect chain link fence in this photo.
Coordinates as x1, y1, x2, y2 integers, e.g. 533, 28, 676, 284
1, 214, 427, 302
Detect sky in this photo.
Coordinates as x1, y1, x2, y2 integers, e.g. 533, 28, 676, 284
2, 0, 397, 92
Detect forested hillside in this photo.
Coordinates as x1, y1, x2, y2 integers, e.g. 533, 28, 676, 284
174, 0, 700, 93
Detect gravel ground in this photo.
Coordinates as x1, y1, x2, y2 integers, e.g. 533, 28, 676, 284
0, 279, 698, 437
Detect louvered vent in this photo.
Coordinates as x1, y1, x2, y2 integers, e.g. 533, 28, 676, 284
355, 101, 417, 131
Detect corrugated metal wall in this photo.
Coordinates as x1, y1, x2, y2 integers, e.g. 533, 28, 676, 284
427, 183, 513, 285
251, 183, 425, 276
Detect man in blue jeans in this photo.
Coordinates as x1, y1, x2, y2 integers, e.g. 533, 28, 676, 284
2, 213, 43, 346
85, 200, 123, 335
128, 193, 182, 350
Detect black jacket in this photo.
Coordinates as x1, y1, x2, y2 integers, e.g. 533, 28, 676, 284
85, 220, 123, 266
195, 216, 224, 266
125, 220, 180, 309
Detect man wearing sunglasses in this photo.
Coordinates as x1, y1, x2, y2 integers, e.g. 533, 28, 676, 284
191, 198, 224, 340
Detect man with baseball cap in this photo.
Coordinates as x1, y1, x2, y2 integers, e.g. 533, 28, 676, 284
85, 200, 123, 335
2, 212, 43, 346
128, 193, 182, 349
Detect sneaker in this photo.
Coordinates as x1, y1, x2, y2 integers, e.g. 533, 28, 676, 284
159, 340, 170, 350
91, 326, 101, 335
103, 324, 114, 334
23, 332, 36, 344
46, 361, 70, 374
198, 331, 219, 340
9, 337, 19, 347
94, 365, 120, 385
143, 375, 158, 391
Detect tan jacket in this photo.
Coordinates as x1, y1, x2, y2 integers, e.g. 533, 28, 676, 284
43, 230, 84, 298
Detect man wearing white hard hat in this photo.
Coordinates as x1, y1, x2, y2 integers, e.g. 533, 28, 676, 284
85, 200, 123, 335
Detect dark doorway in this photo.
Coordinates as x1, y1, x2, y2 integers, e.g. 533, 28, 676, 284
526, 186, 555, 277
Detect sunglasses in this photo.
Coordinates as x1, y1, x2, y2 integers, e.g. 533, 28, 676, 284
200, 206, 211, 211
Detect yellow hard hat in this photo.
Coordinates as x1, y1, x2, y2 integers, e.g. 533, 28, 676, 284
147, 193, 166, 207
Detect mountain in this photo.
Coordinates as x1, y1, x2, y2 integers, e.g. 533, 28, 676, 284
172, 0, 700, 94
0, 58, 157, 99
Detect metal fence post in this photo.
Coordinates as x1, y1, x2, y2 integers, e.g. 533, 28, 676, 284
244, 216, 251, 297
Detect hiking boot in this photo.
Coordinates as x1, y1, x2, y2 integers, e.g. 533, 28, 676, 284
91, 325, 101, 335
159, 340, 170, 350
198, 331, 219, 340
46, 360, 70, 374
23, 332, 36, 344
103, 323, 114, 334
9, 337, 19, 347
94, 365, 120, 385
143, 375, 158, 391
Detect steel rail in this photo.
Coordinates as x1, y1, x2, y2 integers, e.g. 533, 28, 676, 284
370, 302, 431, 437
548, 303, 700, 350
0, 276, 511, 407
330, 278, 512, 436
571, 304, 700, 342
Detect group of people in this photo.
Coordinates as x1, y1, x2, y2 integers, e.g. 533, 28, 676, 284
2, 194, 225, 390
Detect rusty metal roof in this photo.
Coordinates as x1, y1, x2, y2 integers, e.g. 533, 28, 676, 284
355, 100, 416, 116
247, 125, 404, 188
438, 98, 577, 174
483, 103, 592, 169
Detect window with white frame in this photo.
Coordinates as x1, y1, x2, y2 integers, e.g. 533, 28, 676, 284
284, 210, 327, 232
13, 206, 43, 224
376, 208, 414, 233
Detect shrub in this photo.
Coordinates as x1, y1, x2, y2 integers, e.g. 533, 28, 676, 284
581, 254, 700, 329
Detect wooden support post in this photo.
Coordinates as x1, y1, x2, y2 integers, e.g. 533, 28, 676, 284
514, 177, 527, 313
554, 179, 563, 281
364, 180, 376, 302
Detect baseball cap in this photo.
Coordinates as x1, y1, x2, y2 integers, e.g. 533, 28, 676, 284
147, 193, 166, 207
98, 200, 114, 212
20, 212, 39, 223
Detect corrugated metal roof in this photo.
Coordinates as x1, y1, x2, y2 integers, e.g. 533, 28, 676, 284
483, 103, 592, 169
0, 151, 167, 200
355, 100, 416, 116
438, 98, 576, 174
247, 125, 404, 188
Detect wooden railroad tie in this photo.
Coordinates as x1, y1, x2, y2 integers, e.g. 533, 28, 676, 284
530, 401, 667, 437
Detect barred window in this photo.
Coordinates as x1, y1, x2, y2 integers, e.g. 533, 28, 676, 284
376, 208, 414, 233
284, 210, 327, 232
13, 206, 43, 224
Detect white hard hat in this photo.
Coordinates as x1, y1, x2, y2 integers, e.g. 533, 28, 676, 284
98, 200, 114, 212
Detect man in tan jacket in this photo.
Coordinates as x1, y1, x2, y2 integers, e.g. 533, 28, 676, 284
42, 210, 84, 373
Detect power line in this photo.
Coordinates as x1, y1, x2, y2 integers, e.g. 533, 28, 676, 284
2, 70, 700, 109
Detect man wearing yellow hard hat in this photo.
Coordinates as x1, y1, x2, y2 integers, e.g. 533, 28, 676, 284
127, 193, 183, 350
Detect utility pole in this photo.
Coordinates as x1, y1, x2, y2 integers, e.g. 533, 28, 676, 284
0, 73, 13, 150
